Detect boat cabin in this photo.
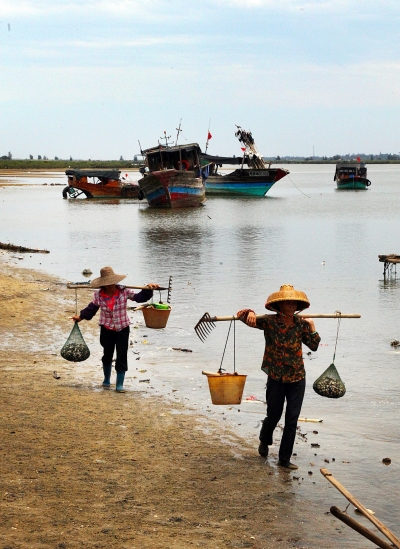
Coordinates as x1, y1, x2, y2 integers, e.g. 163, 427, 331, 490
199, 153, 248, 176
140, 143, 202, 174
334, 162, 367, 181
66, 169, 121, 186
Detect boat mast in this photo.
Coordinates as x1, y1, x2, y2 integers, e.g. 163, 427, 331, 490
205, 118, 211, 153
158, 131, 173, 170
159, 131, 172, 148
175, 120, 183, 167
175, 119, 182, 146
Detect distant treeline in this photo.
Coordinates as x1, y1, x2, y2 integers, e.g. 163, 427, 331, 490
267, 159, 400, 164
1, 158, 400, 170
0, 160, 141, 170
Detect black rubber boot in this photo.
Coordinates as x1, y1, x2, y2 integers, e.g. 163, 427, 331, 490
116, 371, 126, 393
102, 364, 112, 388
258, 441, 269, 457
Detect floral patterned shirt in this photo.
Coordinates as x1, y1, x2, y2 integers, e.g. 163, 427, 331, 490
255, 314, 321, 383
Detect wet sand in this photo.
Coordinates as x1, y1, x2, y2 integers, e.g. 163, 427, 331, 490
0, 256, 349, 549
0, 169, 66, 185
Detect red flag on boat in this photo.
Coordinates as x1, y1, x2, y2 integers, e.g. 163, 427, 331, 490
357, 156, 361, 162
207, 132, 212, 140
241, 147, 246, 152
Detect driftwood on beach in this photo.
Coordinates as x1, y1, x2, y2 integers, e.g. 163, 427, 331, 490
0, 242, 50, 254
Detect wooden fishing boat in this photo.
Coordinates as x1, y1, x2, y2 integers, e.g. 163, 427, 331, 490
201, 162, 289, 196
63, 169, 141, 199
200, 126, 289, 197
138, 143, 205, 208
334, 161, 371, 190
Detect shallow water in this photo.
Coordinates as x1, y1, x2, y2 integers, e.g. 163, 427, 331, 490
1, 165, 400, 541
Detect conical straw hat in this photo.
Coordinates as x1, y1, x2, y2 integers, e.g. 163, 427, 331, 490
265, 284, 310, 312
90, 266, 126, 288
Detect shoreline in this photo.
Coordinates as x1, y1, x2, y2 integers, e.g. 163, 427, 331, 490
0, 258, 345, 548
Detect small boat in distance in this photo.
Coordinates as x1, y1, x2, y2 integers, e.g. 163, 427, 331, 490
63, 169, 141, 199
201, 126, 289, 197
138, 142, 205, 208
334, 161, 371, 190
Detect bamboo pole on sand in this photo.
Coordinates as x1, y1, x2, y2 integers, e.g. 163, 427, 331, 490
330, 506, 395, 549
320, 468, 400, 549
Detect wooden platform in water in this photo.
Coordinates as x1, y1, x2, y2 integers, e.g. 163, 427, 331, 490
379, 254, 400, 276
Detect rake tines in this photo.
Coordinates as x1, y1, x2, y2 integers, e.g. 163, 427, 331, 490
194, 312, 216, 342
167, 275, 173, 304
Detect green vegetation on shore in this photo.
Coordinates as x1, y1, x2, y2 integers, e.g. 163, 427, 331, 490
0, 159, 141, 170
1, 158, 400, 170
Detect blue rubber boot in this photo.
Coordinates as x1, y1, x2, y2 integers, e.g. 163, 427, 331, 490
102, 364, 112, 389
116, 371, 126, 393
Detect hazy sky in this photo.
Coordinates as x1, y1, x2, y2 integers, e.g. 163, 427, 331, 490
1, 0, 399, 159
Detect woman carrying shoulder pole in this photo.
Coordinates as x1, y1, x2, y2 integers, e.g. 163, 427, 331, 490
237, 284, 320, 469
72, 266, 159, 393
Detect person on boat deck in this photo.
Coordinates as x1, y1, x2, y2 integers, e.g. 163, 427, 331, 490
72, 266, 159, 393
237, 285, 320, 470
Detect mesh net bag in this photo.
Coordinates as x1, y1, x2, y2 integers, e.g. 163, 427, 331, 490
61, 322, 90, 362
313, 363, 346, 399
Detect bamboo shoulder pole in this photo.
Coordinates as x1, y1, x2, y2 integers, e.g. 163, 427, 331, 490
321, 468, 400, 549
208, 313, 361, 322
67, 284, 167, 291
330, 506, 395, 549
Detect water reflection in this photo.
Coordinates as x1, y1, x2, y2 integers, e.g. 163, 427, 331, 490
138, 210, 213, 281
379, 277, 400, 289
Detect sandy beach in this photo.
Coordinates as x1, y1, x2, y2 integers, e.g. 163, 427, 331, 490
0, 256, 347, 549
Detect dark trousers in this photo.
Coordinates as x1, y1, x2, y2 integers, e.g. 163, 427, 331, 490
259, 376, 306, 463
100, 325, 130, 372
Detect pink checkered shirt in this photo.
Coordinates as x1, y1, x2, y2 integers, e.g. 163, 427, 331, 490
92, 287, 138, 331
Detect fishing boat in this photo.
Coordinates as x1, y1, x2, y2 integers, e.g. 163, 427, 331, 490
334, 161, 371, 190
200, 126, 289, 197
63, 169, 141, 199
138, 142, 205, 208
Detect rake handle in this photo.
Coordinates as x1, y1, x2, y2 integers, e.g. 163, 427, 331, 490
67, 284, 167, 290
206, 314, 361, 322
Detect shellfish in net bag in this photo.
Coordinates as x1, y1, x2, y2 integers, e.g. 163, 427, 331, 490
61, 322, 90, 362
313, 363, 346, 399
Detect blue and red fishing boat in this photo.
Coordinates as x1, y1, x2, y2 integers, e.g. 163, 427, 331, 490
138, 142, 205, 208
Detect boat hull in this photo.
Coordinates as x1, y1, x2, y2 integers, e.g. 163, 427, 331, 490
336, 177, 371, 190
64, 179, 140, 199
138, 170, 205, 208
205, 168, 289, 197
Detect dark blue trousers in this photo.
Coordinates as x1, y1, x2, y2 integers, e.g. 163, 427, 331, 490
100, 325, 130, 372
259, 376, 306, 463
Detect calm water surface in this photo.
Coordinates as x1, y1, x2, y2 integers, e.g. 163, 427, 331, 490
1, 165, 399, 542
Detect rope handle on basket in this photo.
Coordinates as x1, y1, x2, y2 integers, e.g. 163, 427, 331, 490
332, 310, 342, 364
218, 320, 236, 374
